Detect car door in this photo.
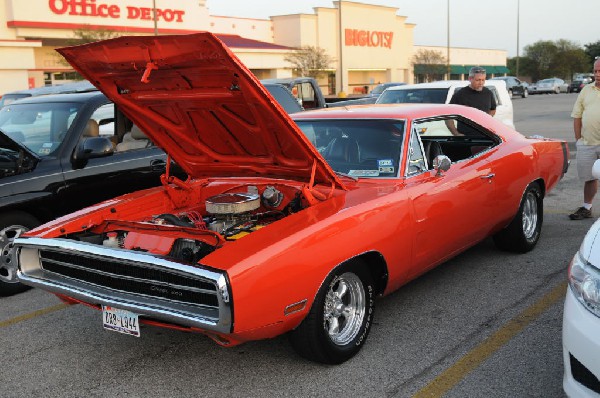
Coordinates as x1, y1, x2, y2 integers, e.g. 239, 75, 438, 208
404, 117, 498, 276
56, 102, 170, 215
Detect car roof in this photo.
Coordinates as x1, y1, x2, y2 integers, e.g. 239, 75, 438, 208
292, 103, 476, 119
3, 80, 97, 96
5, 90, 106, 105
382, 80, 505, 91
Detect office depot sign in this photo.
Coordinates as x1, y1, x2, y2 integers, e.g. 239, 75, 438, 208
48, 0, 185, 22
345, 29, 393, 49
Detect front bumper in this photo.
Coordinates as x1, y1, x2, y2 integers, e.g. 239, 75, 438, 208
16, 236, 232, 334
562, 287, 600, 397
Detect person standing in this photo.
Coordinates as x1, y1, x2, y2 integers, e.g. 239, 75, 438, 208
569, 58, 600, 220
446, 66, 497, 136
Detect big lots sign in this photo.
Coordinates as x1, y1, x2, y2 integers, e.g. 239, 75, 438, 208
49, 0, 185, 22
344, 29, 393, 49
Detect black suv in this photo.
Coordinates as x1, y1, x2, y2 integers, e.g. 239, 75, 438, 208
0, 91, 181, 296
490, 76, 528, 98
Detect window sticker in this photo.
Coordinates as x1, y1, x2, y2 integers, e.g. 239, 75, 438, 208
378, 159, 395, 174
348, 169, 380, 177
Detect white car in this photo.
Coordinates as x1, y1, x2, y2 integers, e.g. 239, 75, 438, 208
563, 160, 600, 397
376, 80, 515, 129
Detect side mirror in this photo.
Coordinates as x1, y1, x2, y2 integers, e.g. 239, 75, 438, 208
433, 155, 451, 176
72, 136, 114, 169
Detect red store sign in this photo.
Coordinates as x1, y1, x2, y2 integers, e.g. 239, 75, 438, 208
345, 29, 393, 49
48, 0, 185, 22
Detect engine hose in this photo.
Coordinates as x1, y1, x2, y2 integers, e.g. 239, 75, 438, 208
155, 213, 193, 227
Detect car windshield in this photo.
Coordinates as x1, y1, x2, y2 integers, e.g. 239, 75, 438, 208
295, 119, 405, 178
0, 101, 82, 157
376, 88, 448, 104
370, 84, 389, 95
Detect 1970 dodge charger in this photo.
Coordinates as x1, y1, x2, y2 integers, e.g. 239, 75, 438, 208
14, 33, 569, 364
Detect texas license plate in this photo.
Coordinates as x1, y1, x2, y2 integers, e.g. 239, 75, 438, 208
102, 306, 140, 337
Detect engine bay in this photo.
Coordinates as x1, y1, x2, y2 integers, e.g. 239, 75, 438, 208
63, 183, 307, 264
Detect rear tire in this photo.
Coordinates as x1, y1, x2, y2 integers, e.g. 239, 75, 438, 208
522, 89, 528, 98
289, 260, 375, 364
493, 182, 542, 253
0, 212, 40, 296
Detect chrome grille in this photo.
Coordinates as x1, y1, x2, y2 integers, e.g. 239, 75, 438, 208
40, 250, 218, 306
15, 237, 232, 333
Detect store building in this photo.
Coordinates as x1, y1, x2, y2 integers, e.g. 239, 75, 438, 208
0, 0, 508, 97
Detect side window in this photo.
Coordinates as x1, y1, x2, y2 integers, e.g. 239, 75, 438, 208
413, 116, 500, 164
295, 82, 317, 109
406, 128, 426, 175
488, 86, 501, 105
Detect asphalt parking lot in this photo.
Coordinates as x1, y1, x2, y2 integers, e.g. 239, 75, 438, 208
0, 93, 587, 398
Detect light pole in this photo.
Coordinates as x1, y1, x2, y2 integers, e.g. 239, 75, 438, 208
338, 1, 344, 96
516, 0, 520, 77
446, 0, 450, 80
152, 0, 158, 36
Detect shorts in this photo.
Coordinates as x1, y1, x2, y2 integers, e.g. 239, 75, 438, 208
576, 141, 600, 181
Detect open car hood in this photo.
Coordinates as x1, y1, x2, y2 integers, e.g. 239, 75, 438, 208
57, 33, 343, 188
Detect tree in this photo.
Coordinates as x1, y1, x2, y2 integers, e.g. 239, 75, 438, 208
523, 40, 558, 81
584, 40, 600, 64
284, 46, 335, 79
411, 49, 447, 83
552, 40, 589, 80
521, 39, 591, 81
56, 26, 121, 69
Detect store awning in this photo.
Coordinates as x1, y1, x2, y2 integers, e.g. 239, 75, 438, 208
494, 66, 510, 74
450, 65, 468, 74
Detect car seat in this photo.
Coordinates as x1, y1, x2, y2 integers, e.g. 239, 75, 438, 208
116, 125, 150, 151
82, 119, 100, 138
325, 137, 360, 163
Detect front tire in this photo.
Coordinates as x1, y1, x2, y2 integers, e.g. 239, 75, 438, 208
289, 261, 375, 364
493, 182, 542, 253
0, 212, 40, 296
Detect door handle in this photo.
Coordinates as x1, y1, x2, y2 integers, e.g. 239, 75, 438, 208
150, 159, 166, 171
480, 173, 495, 181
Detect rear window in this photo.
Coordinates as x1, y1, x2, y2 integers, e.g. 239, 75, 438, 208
376, 88, 448, 104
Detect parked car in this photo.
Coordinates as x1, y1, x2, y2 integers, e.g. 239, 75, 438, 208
0, 80, 96, 108
568, 77, 593, 93
563, 160, 600, 396
0, 91, 183, 296
367, 82, 406, 98
490, 76, 528, 98
326, 82, 408, 108
529, 78, 568, 94
375, 80, 515, 129
15, 33, 569, 364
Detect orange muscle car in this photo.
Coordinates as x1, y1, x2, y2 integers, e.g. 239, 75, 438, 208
14, 33, 569, 364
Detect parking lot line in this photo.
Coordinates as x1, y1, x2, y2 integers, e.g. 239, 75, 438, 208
0, 303, 71, 328
412, 282, 567, 398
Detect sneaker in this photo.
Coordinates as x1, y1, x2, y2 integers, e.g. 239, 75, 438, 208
569, 207, 592, 220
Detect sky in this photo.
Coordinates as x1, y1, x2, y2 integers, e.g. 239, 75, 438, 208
206, 0, 598, 57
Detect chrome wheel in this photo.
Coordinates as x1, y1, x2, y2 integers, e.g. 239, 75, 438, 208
0, 224, 29, 283
323, 272, 366, 346
522, 191, 538, 240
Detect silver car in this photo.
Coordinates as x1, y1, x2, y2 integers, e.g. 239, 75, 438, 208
531, 78, 568, 94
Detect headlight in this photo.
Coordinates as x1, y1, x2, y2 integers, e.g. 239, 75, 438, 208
569, 250, 600, 317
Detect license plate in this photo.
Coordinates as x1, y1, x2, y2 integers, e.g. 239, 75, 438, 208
102, 306, 140, 337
